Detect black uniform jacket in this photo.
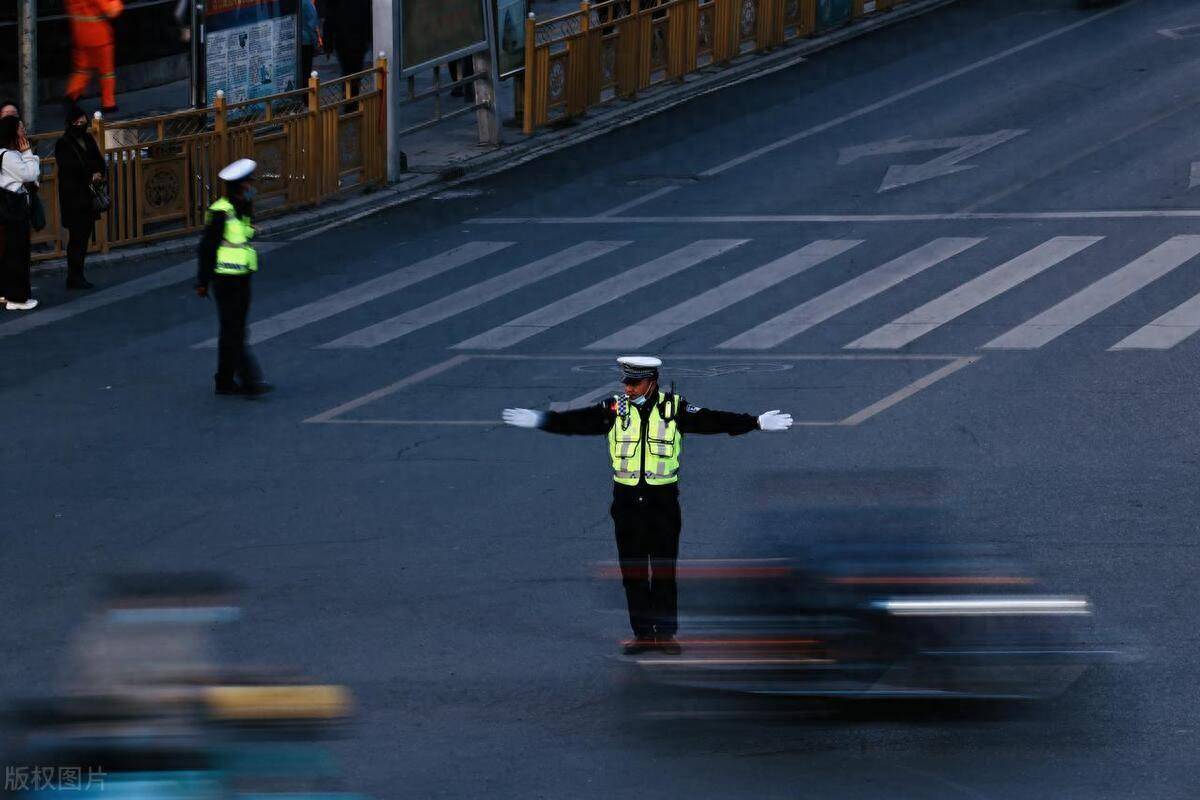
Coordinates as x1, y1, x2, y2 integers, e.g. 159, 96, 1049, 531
542, 394, 759, 495
195, 198, 254, 290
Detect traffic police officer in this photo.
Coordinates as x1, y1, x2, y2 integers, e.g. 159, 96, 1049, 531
503, 357, 793, 654
195, 159, 272, 396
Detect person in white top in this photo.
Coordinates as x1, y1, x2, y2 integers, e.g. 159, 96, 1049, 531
0, 115, 40, 310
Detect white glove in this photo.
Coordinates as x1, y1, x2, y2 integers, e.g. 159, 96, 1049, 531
502, 408, 544, 429
757, 410, 793, 432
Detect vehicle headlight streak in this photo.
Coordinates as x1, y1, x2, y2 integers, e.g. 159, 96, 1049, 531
871, 596, 1092, 616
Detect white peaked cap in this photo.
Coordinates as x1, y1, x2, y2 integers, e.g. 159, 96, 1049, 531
218, 158, 257, 182
617, 356, 662, 380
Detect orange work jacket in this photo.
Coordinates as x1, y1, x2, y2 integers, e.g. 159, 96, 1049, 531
65, 0, 124, 47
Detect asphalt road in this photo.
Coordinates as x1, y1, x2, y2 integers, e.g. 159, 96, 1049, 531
2, 1, 1198, 797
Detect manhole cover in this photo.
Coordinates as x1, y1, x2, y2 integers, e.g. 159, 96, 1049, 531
624, 175, 703, 187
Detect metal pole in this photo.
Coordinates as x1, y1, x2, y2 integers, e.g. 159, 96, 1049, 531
373, 0, 403, 181
474, 0, 501, 146
18, 0, 38, 133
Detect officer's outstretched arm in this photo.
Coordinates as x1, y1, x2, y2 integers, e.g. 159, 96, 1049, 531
502, 402, 614, 436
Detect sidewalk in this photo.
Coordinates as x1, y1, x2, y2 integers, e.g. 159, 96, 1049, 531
35, 0, 956, 272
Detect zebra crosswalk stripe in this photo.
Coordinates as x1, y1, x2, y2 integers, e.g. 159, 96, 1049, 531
1110, 290, 1200, 350
194, 241, 515, 348
985, 235, 1200, 350
587, 239, 862, 351
452, 239, 748, 350
319, 241, 630, 349
845, 236, 1102, 350
718, 237, 983, 350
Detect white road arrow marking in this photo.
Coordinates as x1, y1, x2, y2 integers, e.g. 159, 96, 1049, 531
1189, 161, 1200, 189
838, 129, 1028, 192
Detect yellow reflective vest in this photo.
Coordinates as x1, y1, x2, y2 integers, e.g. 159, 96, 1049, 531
208, 197, 257, 275
608, 392, 681, 486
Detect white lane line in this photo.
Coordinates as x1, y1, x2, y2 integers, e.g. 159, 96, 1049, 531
703, 7, 1124, 178
604, 4, 1126, 216
470, 210, 1200, 224
0, 245, 285, 341
452, 239, 748, 350
550, 382, 621, 411
196, 241, 514, 348
318, 241, 629, 349
586, 239, 861, 351
595, 187, 680, 218
985, 235, 1200, 350
846, 236, 1102, 350
839, 356, 979, 426
1110, 291, 1200, 350
719, 237, 983, 350
304, 354, 472, 423
963, 96, 1200, 213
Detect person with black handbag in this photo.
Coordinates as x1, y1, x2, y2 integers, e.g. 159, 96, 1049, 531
0, 115, 40, 311
55, 105, 107, 290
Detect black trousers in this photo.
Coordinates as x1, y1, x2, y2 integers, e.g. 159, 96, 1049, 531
301, 44, 315, 84
212, 274, 262, 387
66, 221, 92, 283
611, 486, 682, 638
0, 216, 32, 303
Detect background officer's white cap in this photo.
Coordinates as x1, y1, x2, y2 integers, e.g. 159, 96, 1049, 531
617, 356, 662, 381
218, 158, 257, 182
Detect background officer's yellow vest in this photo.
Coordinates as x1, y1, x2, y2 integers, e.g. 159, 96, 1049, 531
208, 197, 257, 275
608, 393, 682, 485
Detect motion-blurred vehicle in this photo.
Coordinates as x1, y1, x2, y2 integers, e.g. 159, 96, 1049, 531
2, 573, 364, 799
611, 541, 1120, 701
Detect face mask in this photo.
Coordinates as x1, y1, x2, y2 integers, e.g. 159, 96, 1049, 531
241, 187, 256, 202
631, 394, 648, 407
71, 123, 87, 134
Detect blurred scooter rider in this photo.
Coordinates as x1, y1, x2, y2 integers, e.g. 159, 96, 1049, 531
195, 159, 272, 396
503, 357, 794, 655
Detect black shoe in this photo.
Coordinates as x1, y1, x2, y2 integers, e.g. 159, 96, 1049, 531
243, 381, 274, 396
655, 636, 682, 655
66, 278, 95, 290
215, 382, 244, 395
621, 636, 656, 656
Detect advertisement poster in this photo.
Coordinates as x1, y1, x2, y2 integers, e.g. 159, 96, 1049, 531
495, 0, 527, 78
204, 0, 298, 105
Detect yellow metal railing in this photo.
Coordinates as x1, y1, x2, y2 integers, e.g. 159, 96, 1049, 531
523, 0, 911, 133
30, 58, 388, 261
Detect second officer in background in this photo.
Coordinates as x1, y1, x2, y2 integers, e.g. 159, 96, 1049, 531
196, 158, 272, 396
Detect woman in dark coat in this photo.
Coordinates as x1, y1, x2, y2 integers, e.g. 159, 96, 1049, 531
54, 105, 106, 289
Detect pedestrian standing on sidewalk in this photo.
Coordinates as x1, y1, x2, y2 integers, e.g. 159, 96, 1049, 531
55, 105, 106, 290
502, 356, 794, 654
0, 116, 40, 311
195, 159, 272, 396
0, 102, 19, 271
324, 0, 371, 92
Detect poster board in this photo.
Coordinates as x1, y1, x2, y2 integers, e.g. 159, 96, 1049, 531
400, 0, 488, 74
494, 0, 527, 79
203, 0, 299, 105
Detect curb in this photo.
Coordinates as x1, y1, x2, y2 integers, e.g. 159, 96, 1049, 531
34, 0, 956, 276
